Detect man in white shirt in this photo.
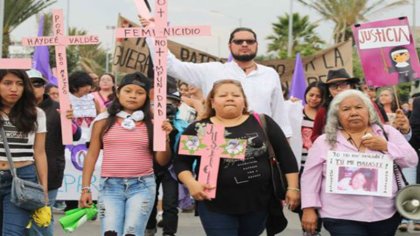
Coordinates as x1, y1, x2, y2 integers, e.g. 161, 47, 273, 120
146, 26, 292, 137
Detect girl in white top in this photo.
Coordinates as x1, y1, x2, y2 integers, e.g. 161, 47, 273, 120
0, 69, 48, 235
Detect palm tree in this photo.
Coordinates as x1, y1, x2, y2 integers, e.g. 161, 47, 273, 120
266, 13, 325, 59
2, 0, 56, 57
297, 0, 410, 43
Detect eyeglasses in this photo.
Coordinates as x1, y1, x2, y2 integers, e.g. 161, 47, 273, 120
31, 80, 45, 88
231, 39, 257, 45
328, 81, 350, 90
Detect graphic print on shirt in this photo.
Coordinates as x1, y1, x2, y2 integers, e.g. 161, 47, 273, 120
223, 132, 266, 184
0, 120, 32, 158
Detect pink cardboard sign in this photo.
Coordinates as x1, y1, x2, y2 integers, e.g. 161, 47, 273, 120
352, 17, 420, 86
21, 9, 100, 145
0, 59, 32, 69
115, 26, 211, 38
121, 0, 211, 151
178, 124, 247, 199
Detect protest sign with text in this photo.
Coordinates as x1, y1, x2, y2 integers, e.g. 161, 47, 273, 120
326, 151, 393, 197
352, 17, 420, 86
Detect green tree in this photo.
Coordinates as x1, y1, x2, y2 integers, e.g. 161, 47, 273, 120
266, 13, 324, 59
297, 0, 410, 43
2, 0, 56, 57
50, 27, 107, 74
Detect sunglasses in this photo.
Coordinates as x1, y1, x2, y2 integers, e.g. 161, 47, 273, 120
231, 39, 257, 45
328, 81, 350, 90
31, 80, 46, 88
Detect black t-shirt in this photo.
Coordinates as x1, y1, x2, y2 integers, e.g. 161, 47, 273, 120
174, 114, 298, 214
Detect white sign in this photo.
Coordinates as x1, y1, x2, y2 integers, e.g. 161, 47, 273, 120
358, 25, 410, 49
326, 151, 393, 197
57, 147, 102, 200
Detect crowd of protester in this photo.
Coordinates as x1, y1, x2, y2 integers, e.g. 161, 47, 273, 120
0, 26, 419, 236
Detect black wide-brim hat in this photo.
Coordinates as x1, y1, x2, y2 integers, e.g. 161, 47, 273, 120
326, 68, 360, 84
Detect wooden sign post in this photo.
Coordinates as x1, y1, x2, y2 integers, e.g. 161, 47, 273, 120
178, 124, 247, 199
116, 0, 211, 151
22, 9, 100, 145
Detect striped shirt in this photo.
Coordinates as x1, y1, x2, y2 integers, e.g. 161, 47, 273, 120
101, 121, 153, 177
301, 109, 315, 168
0, 108, 47, 162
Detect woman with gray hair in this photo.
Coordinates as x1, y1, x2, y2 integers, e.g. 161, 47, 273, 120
300, 89, 418, 236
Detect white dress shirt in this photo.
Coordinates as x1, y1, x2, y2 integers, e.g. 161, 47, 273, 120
147, 38, 292, 137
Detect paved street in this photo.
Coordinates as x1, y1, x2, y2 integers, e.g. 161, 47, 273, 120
52, 209, 419, 235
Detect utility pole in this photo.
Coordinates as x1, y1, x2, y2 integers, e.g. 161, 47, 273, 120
287, 0, 293, 58
0, 0, 5, 58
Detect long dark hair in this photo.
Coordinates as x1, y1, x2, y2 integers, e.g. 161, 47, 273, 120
102, 72, 153, 152
0, 70, 37, 133
304, 81, 326, 107
99, 73, 117, 102
377, 87, 398, 113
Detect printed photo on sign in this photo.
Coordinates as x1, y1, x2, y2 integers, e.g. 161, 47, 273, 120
326, 151, 393, 197
337, 167, 378, 192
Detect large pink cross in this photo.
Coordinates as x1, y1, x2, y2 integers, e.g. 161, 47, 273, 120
0, 59, 32, 69
21, 9, 100, 145
178, 124, 247, 199
116, 0, 211, 151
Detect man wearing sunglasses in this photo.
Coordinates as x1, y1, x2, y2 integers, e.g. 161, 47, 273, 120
25, 69, 81, 236
143, 22, 292, 138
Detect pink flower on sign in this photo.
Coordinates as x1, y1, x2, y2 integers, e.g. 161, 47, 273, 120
222, 139, 246, 158
181, 136, 206, 155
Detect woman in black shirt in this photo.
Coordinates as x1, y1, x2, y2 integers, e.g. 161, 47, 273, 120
174, 79, 299, 236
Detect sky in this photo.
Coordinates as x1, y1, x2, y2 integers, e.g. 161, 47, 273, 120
11, 0, 420, 58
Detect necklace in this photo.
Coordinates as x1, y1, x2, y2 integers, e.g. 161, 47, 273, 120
117, 110, 144, 130
344, 130, 368, 152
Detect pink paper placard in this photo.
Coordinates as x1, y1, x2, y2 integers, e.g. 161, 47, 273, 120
0, 59, 32, 69
352, 17, 420, 86
22, 35, 99, 46
21, 9, 100, 144
53, 10, 73, 145
129, 0, 211, 151
22, 36, 60, 46
178, 124, 246, 199
115, 26, 212, 38
153, 37, 168, 151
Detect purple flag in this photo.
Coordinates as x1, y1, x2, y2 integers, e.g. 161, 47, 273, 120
289, 53, 306, 104
33, 15, 57, 85
227, 53, 233, 62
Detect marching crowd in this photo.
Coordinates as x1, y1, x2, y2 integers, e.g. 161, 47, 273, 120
0, 26, 419, 236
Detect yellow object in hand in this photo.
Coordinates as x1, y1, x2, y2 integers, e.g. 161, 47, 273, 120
32, 206, 52, 227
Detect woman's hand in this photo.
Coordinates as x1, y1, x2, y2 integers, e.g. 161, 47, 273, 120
361, 133, 388, 152
162, 120, 173, 137
393, 109, 410, 134
185, 180, 214, 201
285, 188, 300, 211
65, 107, 74, 120
79, 191, 93, 208
302, 208, 318, 235
138, 16, 155, 27
56, 105, 74, 120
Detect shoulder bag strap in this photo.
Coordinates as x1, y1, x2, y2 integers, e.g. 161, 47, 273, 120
253, 113, 276, 161
0, 126, 17, 177
381, 125, 409, 189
